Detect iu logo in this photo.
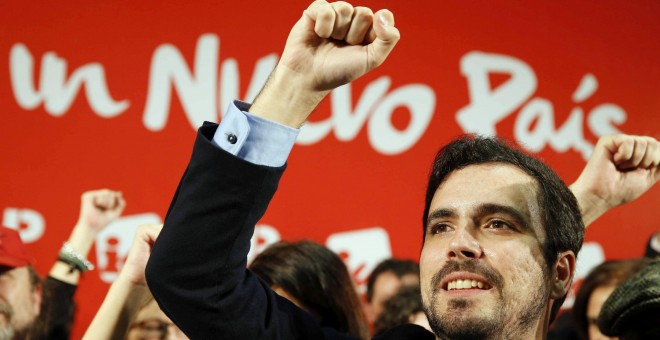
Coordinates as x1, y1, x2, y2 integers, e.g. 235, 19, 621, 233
326, 227, 392, 293
94, 213, 162, 283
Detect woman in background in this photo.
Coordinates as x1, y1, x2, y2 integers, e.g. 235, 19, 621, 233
572, 258, 651, 340
84, 224, 188, 340
250, 241, 370, 340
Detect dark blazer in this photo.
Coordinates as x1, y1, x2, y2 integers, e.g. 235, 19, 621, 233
146, 123, 434, 340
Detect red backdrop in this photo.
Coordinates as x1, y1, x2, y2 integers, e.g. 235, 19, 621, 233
1, 0, 658, 337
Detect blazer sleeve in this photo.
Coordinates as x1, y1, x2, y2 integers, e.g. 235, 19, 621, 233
145, 122, 337, 339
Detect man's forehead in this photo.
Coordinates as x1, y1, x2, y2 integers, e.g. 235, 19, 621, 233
429, 163, 542, 224
436, 162, 537, 192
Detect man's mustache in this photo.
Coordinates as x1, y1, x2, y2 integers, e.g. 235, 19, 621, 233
431, 259, 504, 292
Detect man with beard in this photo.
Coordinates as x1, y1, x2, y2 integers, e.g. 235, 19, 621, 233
146, 1, 660, 339
0, 189, 126, 340
420, 136, 581, 339
0, 227, 42, 340
419, 133, 659, 339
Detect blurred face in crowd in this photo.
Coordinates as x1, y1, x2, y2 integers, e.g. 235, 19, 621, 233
420, 164, 555, 339
587, 285, 617, 340
127, 299, 188, 340
0, 266, 42, 339
368, 271, 419, 322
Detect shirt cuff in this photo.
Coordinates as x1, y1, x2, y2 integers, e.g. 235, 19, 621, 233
212, 100, 299, 167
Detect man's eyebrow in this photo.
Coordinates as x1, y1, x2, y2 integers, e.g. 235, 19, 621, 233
426, 208, 456, 227
476, 203, 531, 230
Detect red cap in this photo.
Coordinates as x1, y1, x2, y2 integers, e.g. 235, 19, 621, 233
0, 226, 34, 268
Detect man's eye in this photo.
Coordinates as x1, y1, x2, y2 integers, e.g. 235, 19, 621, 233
429, 224, 450, 234
487, 220, 511, 230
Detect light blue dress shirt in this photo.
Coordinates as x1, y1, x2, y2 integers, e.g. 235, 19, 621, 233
212, 100, 299, 167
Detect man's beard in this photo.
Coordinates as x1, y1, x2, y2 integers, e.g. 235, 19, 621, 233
0, 327, 14, 340
0, 302, 33, 340
0, 304, 15, 340
423, 259, 549, 340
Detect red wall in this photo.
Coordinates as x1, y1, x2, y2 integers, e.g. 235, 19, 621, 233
1, 1, 658, 337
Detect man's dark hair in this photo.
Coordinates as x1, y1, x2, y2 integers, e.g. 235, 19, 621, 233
27, 265, 42, 288
422, 135, 585, 321
250, 241, 369, 339
366, 258, 419, 302
22, 265, 47, 340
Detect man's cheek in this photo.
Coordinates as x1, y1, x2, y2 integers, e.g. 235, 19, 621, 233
419, 263, 440, 297
418, 265, 435, 305
507, 255, 546, 292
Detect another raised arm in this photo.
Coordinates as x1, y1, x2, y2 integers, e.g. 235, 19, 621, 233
50, 189, 126, 283
83, 224, 162, 340
37, 189, 125, 339
570, 134, 659, 226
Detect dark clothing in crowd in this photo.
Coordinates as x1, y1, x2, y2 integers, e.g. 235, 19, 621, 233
546, 311, 580, 340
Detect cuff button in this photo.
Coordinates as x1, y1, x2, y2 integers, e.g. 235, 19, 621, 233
227, 133, 238, 144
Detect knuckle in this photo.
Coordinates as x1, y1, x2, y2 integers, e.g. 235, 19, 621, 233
333, 2, 353, 17
353, 7, 373, 19
319, 9, 335, 22
624, 138, 635, 148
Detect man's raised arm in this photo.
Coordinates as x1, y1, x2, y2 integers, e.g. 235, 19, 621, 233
249, 0, 399, 128
145, 1, 399, 339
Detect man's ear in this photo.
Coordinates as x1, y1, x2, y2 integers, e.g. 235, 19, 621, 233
31, 281, 43, 317
551, 250, 576, 299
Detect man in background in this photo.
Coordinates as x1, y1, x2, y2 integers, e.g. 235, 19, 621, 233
0, 189, 126, 340
0, 227, 41, 340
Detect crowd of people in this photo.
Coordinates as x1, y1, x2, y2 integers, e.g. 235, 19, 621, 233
3, 1, 659, 339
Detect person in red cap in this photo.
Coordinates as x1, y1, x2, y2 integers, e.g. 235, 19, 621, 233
0, 226, 42, 339
0, 189, 126, 340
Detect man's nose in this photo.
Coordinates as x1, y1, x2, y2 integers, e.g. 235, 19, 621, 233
447, 225, 482, 259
